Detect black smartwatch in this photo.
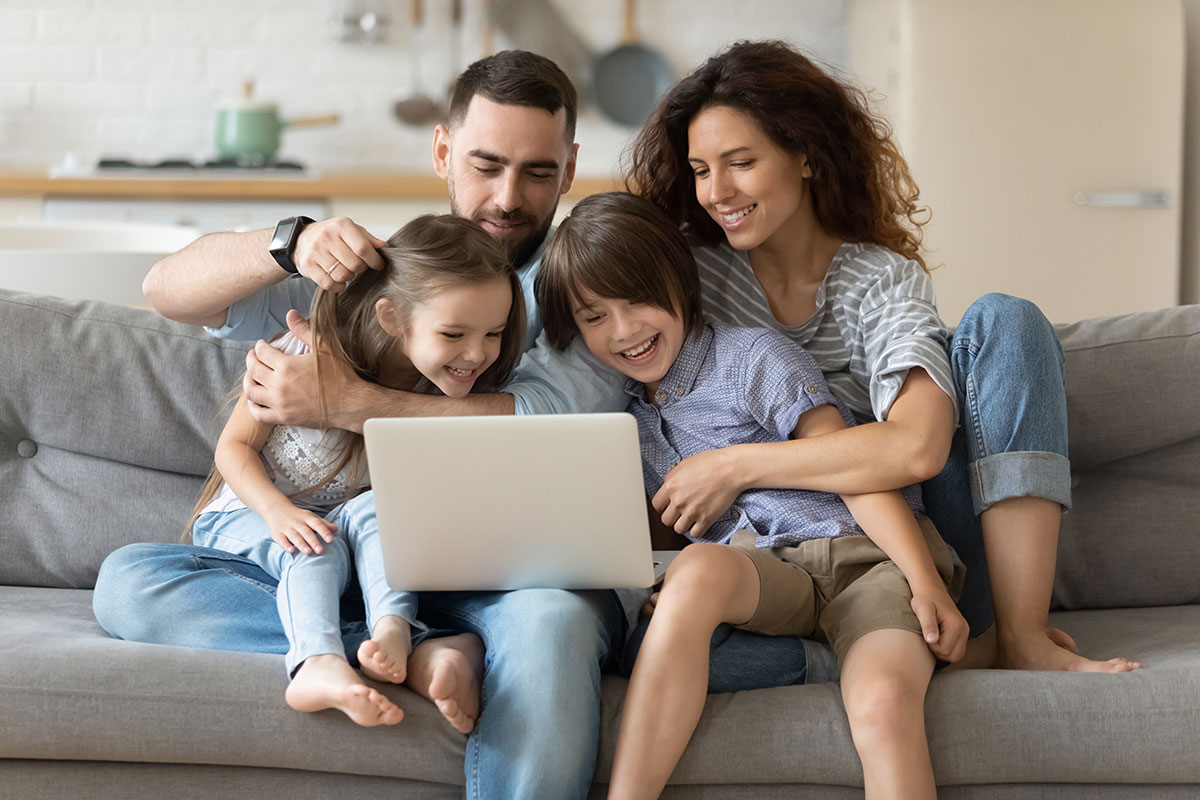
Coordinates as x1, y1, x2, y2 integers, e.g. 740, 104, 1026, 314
268, 215, 315, 274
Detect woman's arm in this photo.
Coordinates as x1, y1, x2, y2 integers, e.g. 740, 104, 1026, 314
658, 367, 954, 512
213, 395, 337, 554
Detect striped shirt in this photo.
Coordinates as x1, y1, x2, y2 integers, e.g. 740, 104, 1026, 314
693, 241, 958, 424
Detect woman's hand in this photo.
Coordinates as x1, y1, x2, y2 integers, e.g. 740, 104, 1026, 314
652, 447, 746, 538
264, 502, 338, 556
910, 583, 969, 663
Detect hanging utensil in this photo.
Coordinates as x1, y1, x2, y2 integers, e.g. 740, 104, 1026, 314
393, 0, 443, 126
593, 0, 673, 127
490, 0, 593, 100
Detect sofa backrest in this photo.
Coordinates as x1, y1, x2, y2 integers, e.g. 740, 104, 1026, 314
2, 288, 1198, 612
1, 289, 247, 589
1053, 304, 1200, 610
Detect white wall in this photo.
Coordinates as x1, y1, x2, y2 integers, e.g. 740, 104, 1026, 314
0, 0, 846, 176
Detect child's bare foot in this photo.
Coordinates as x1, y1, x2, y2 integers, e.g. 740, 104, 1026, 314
406, 633, 484, 734
286, 654, 404, 726
998, 629, 1142, 673
358, 615, 413, 684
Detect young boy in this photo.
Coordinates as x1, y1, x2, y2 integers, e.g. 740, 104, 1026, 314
535, 192, 968, 800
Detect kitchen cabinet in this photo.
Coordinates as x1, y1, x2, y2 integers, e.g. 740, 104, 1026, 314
848, 0, 1185, 324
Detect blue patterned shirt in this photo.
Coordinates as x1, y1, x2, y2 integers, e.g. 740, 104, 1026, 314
627, 322, 924, 548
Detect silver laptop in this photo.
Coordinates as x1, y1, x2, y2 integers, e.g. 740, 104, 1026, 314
363, 413, 658, 591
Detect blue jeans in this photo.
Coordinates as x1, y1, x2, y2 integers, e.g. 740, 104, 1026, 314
922, 293, 1072, 636
189, 491, 422, 675
94, 527, 625, 800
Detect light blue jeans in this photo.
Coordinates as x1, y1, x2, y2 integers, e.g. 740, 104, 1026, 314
93, 503, 627, 800
188, 491, 422, 675
923, 293, 1072, 636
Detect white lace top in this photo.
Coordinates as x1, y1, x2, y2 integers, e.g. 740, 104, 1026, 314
200, 332, 370, 516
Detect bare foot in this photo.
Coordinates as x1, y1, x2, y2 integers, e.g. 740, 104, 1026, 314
358, 615, 413, 684
998, 630, 1142, 673
406, 633, 485, 734
286, 654, 405, 726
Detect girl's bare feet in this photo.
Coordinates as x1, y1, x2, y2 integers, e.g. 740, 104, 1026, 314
286, 654, 404, 726
998, 629, 1142, 673
358, 615, 413, 684
406, 633, 485, 734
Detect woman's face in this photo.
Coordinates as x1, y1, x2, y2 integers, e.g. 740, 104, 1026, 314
686, 105, 814, 253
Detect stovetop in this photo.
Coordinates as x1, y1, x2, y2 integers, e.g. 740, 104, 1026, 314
93, 157, 308, 175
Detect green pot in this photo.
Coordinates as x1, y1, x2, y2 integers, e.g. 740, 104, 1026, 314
214, 105, 283, 163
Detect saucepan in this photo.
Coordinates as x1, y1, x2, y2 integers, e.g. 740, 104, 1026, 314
592, 0, 673, 127
215, 81, 341, 163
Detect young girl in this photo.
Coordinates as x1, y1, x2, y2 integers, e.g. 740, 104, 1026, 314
537, 191, 967, 800
625, 39, 1140, 676
185, 214, 524, 729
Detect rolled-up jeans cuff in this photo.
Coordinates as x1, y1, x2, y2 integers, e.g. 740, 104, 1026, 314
969, 450, 1072, 514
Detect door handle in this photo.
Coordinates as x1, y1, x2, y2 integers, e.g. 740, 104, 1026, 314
1073, 190, 1170, 208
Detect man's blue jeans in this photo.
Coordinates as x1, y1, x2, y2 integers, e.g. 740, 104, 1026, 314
94, 540, 625, 800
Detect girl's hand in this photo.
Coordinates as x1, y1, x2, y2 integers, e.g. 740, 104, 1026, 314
652, 447, 745, 538
265, 503, 337, 556
910, 585, 969, 663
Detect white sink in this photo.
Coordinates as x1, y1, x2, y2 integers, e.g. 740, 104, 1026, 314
0, 221, 200, 307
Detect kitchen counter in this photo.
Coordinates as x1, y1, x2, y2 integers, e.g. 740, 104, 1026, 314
0, 173, 621, 201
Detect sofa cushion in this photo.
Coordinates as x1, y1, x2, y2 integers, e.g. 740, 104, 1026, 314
1054, 304, 1200, 611
0, 290, 247, 588
3, 586, 1198, 790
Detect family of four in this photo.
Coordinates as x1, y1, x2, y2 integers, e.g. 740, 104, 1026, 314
92, 43, 1139, 800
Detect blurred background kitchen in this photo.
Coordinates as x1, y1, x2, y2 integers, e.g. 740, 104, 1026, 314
0, 0, 1197, 323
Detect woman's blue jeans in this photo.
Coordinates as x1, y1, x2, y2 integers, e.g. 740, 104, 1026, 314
921, 293, 1072, 636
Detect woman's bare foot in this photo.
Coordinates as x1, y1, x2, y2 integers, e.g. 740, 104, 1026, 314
406, 633, 485, 734
286, 654, 405, 726
998, 629, 1142, 673
358, 615, 413, 684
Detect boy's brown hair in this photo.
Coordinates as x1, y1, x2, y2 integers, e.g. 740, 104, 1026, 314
535, 192, 704, 351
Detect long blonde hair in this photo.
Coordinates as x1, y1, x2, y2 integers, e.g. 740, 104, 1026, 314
182, 214, 524, 539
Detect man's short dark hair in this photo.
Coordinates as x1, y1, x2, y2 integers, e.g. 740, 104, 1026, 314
448, 50, 577, 143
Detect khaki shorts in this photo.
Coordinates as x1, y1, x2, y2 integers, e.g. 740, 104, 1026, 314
731, 516, 964, 664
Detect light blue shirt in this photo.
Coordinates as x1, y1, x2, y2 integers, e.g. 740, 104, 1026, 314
206, 233, 628, 416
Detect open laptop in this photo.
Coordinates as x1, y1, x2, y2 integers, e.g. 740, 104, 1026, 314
363, 413, 663, 592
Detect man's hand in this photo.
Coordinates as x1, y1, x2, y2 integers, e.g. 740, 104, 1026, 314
243, 311, 361, 428
910, 584, 969, 663
293, 217, 388, 292
652, 447, 746, 538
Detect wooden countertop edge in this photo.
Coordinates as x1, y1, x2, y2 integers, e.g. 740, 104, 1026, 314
0, 173, 624, 201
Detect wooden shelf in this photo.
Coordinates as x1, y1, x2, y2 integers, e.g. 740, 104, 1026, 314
0, 172, 622, 201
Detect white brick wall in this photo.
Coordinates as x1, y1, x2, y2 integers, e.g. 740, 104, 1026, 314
0, 0, 846, 174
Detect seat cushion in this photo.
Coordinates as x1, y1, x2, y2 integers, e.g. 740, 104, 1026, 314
4, 587, 1199, 790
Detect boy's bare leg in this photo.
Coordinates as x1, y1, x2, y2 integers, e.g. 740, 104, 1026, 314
983, 497, 1141, 673
406, 632, 485, 734
358, 615, 413, 684
840, 629, 937, 800
608, 544, 760, 800
286, 653, 405, 726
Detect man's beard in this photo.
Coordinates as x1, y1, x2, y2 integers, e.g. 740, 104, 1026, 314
449, 185, 554, 268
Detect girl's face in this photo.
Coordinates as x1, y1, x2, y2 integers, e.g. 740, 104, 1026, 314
686, 105, 815, 253
571, 288, 685, 396
379, 278, 513, 398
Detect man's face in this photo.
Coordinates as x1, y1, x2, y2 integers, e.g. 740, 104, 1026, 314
434, 95, 578, 267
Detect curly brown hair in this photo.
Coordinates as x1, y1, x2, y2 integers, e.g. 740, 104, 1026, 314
624, 40, 930, 270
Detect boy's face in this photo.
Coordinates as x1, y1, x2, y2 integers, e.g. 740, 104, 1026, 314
571, 288, 686, 395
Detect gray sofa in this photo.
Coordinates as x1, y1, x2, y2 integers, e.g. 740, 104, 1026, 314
2, 286, 1198, 799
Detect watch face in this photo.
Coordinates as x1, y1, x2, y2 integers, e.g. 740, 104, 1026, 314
271, 217, 298, 252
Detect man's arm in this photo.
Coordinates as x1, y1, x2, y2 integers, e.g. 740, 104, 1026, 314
143, 218, 388, 329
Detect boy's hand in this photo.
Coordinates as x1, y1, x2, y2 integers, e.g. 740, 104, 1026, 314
910, 585, 969, 663
653, 448, 745, 538
264, 503, 337, 556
